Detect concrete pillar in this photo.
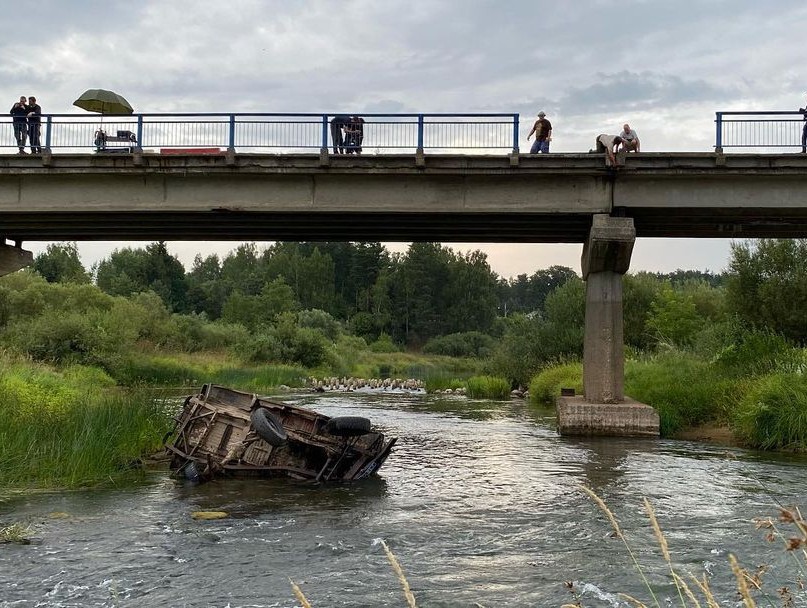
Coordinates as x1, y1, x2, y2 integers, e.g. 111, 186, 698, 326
583, 270, 624, 402
556, 214, 659, 437
0, 242, 33, 277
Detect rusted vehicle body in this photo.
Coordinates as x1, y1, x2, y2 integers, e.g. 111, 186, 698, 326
165, 384, 397, 483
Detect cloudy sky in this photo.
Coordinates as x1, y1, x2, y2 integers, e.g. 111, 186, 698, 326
3, 0, 805, 277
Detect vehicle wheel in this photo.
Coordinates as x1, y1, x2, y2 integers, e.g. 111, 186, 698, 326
250, 407, 288, 447
324, 416, 372, 437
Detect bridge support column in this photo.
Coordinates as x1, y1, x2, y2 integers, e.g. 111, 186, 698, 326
0, 241, 33, 277
556, 214, 659, 437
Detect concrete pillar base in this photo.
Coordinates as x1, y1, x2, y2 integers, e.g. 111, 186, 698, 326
556, 395, 659, 437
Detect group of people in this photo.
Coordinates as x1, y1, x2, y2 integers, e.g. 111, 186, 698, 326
527, 110, 640, 163
595, 124, 640, 164
9, 96, 42, 154
330, 115, 365, 154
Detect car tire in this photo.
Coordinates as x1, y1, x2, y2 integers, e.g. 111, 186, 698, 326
324, 416, 372, 437
250, 408, 288, 447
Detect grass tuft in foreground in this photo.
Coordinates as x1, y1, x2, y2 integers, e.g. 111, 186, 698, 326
289, 539, 418, 607
577, 487, 807, 607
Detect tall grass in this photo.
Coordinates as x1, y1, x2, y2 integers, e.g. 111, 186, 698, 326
625, 351, 736, 436
579, 487, 807, 607
109, 352, 306, 392
529, 360, 583, 404
0, 359, 173, 489
466, 375, 511, 400
733, 372, 807, 451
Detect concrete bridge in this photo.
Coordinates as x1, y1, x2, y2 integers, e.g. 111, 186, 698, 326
2, 150, 807, 437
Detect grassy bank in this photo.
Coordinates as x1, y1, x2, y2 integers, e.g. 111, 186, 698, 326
0, 357, 173, 489
529, 348, 807, 452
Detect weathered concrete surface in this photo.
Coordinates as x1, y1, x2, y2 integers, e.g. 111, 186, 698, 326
1, 152, 807, 240
581, 215, 635, 403
565, 213, 659, 438
556, 395, 660, 437
0, 243, 33, 276
581, 214, 636, 279
582, 270, 625, 403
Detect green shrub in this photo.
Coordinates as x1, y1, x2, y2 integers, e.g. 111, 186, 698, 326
733, 372, 807, 451
423, 331, 494, 358
296, 309, 342, 342
368, 333, 401, 353
712, 326, 803, 376
528, 361, 583, 404
466, 375, 511, 400
625, 351, 733, 436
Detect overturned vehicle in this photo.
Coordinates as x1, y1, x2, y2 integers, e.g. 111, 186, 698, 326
165, 384, 397, 483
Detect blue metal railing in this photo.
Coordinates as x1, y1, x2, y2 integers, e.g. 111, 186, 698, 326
2, 112, 520, 154
715, 111, 807, 151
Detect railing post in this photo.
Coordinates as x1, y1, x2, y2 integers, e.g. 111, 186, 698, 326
416, 114, 425, 153
136, 114, 143, 151
44, 115, 52, 150
512, 113, 520, 153
321, 115, 329, 153
715, 112, 723, 153
228, 115, 236, 152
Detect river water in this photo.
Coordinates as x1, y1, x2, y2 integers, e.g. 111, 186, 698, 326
1, 392, 806, 607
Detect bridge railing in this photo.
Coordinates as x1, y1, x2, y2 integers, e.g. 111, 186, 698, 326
715, 110, 806, 151
1, 113, 520, 154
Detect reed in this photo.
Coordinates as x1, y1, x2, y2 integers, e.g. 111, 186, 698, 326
0, 377, 172, 488
580, 487, 807, 607
381, 539, 417, 608
465, 375, 511, 400
288, 578, 312, 608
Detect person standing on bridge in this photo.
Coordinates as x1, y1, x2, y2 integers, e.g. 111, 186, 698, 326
330, 114, 349, 154
800, 94, 806, 153
10, 96, 28, 154
527, 111, 552, 153
26, 96, 42, 154
619, 123, 640, 152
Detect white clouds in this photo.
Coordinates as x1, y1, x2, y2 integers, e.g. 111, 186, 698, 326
3, 0, 804, 276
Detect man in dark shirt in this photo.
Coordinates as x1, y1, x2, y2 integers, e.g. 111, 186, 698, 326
27, 96, 42, 154
527, 111, 552, 153
344, 115, 365, 154
9, 96, 28, 153
800, 92, 806, 153
330, 114, 349, 154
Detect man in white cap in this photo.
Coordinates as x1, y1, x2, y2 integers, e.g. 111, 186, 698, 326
527, 111, 552, 153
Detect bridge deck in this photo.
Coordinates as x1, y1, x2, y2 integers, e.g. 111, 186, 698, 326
1, 152, 806, 242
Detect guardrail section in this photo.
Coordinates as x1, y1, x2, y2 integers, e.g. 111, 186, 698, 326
2, 113, 520, 154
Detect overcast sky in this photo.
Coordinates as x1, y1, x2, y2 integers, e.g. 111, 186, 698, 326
3, 0, 805, 278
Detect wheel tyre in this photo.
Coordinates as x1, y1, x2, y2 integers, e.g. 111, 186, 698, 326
250, 407, 288, 447
324, 416, 372, 437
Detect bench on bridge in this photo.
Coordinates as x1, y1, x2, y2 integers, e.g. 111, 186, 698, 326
94, 129, 137, 153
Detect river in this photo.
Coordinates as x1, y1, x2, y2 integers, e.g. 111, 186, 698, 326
1, 392, 806, 607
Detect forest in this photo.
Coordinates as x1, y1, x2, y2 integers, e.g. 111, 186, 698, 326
1, 238, 806, 488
